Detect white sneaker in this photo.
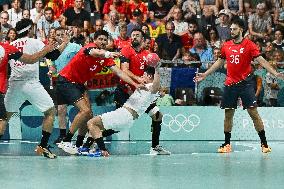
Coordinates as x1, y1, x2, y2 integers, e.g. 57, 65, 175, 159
150, 145, 171, 155
63, 144, 79, 155
57, 141, 72, 149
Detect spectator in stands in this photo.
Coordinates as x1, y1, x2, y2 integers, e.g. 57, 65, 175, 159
156, 87, 174, 106
30, 0, 43, 24
22, 9, 30, 19
182, 51, 201, 68
5, 28, 17, 43
127, 9, 143, 37
103, 11, 119, 39
248, 3, 272, 41
148, 0, 172, 21
127, 0, 147, 21
156, 21, 182, 61
190, 32, 213, 69
216, 9, 231, 42
264, 41, 274, 61
0, 11, 12, 42
199, 6, 217, 33
114, 21, 131, 49
172, 7, 188, 36
180, 19, 198, 53
182, 0, 198, 21
0, 1, 10, 11
142, 24, 150, 36
62, 0, 90, 30
208, 27, 221, 49
37, 7, 60, 40
272, 29, 284, 50
264, 61, 280, 107
213, 47, 220, 61
7, 0, 23, 27
223, 0, 244, 17
102, 0, 127, 21
90, 19, 103, 39
200, 0, 219, 16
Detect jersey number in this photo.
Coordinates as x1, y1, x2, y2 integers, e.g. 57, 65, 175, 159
229, 55, 240, 64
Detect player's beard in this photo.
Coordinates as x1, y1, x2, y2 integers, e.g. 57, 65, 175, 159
131, 40, 141, 48
231, 31, 241, 40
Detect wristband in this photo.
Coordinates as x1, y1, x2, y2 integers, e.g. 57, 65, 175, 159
104, 51, 111, 58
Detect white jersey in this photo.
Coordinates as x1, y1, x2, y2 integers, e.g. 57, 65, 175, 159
9, 37, 45, 81
124, 83, 159, 116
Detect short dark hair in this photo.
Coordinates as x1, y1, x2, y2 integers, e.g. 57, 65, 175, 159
15, 18, 33, 38
44, 7, 54, 14
144, 66, 155, 77
93, 30, 109, 39
131, 28, 144, 37
231, 18, 245, 30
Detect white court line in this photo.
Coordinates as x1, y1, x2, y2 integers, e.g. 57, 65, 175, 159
20, 141, 38, 144
0, 142, 16, 145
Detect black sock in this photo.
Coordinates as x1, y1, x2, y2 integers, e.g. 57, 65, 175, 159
95, 137, 106, 150
258, 130, 268, 147
83, 137, 95, 148
59, 129, 66, 138
0, 135, 2, 139
76, 135, 85, 148
224, 132, 231, 145
63, 131, 74, 142
152, 120, 162, 148
40, 130, 51, 148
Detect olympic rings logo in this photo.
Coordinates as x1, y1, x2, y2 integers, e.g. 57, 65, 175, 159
162, 114, 200, 133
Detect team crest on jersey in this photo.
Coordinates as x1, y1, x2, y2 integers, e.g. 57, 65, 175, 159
90, 65, 98, 71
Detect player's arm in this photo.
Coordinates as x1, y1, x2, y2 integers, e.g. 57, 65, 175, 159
110, 65, 143, 89
18, 43, 57, 64
194, 58, 226, 82
120, 61, 143, 82
255, 56, 282, 77
151, 68, 161, 94
84, 47, 120, 58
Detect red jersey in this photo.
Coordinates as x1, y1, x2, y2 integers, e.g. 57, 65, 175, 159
180, 33, 193, 52
120, 46, 150, 89
0, 43, 22, 93
103, 0, 127, 15
59, 43, 116, 84
220, 38, 260, 86
114, 37, 131, 49
127, 0, 147, 19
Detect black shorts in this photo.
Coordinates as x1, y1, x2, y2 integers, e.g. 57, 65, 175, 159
221, 75, 257, 109
0, 93, 7, 120
56, 75, 87, 105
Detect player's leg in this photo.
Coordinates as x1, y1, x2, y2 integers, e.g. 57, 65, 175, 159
0, 93, 8, 139
53, 104, 68, 144
241, 78, 271, 153
146, 104, 171, 155
218, 85, 239, 153
24, 81, 57, 158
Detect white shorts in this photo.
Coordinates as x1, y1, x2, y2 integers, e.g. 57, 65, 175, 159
5, 80, 54, 113
100, 107, 134, 130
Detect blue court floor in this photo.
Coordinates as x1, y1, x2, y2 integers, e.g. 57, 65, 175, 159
0, 141, 284, 189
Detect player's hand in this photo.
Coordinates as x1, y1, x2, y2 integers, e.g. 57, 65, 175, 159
101, 150, 110, 157
108, 52, 121, 58
275, 72, 284, 80
194, 73, 207, 83
44, 42, 57, 52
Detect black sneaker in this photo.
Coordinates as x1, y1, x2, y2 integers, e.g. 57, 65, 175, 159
35, 145, 57, 159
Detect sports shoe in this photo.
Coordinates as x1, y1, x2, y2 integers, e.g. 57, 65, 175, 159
63, 143, 79, 155
261, 144, 272, 153
57, 141, 71, 149
217, 143, 232, 153
78, 147, 90, 156
150, 145, 171, 155
53, 136, 64, 145
35, 145, 57, 159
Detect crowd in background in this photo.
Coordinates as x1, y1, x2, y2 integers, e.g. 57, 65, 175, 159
1, 0, 284, 107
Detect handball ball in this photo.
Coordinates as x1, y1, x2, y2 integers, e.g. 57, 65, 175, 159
146, 53, 160, 67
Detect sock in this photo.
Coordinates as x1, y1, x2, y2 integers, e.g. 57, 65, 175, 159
0, 135, 2, 139
59, 129, 66, 138
83, 137, 95, 148
40, 130, 51, 148
224, 132, 231, 145
152, 120, 162, 148
258, 130, 268, 147
63, 131, 74, 142
95, 137, 106, 150
75, 135, 85, 148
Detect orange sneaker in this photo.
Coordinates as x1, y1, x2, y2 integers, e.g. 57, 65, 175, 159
35, 145, 57, 159
261, 144, 272, 153
217, 144, 232, 153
